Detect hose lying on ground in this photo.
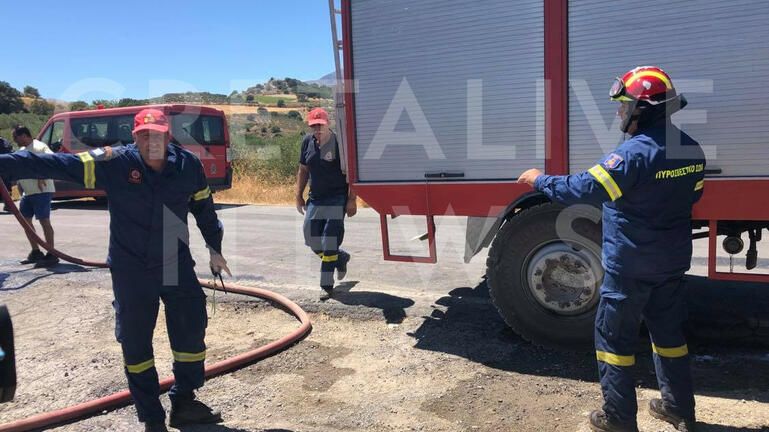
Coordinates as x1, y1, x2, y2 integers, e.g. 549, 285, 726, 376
0, 182, 312, 432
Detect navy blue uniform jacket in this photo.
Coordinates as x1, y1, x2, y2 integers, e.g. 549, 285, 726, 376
0, 143, 223, 271
534, 123, 706, 279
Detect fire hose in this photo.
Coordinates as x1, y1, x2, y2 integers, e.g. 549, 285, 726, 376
0, 183, 312, 432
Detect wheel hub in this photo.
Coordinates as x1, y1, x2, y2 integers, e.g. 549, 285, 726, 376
526, 242, 601, 315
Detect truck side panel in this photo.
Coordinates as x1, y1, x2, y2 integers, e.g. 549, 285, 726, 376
350, 0, 545, 182
568, 0, 769, 178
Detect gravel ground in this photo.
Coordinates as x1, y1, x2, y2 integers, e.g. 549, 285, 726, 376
1, 266, 768, 431
0, 204, 768, 431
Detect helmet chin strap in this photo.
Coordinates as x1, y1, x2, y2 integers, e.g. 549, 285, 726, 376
619, 94, 688, 134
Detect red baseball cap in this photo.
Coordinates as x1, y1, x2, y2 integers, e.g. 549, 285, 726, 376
133, 108, 169, 133
307, 108, 329, 126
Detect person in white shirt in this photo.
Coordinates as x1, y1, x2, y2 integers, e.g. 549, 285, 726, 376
12, 126, 59, 267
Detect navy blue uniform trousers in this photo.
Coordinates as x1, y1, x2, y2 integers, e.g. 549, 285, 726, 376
596, 271, 695, 426
302, 194, 348, 288
112, 258, 207, 423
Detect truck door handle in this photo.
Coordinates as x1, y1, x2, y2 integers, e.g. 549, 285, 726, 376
424, 171, 465, 179
704, 168, 722, 175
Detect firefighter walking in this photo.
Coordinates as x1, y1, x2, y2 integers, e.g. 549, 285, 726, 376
295, 108, 357, 300
519, 66, 706, 432
0, 109, 230, 432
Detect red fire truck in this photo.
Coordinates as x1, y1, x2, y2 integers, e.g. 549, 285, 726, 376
35, 104, 232, 199
328, 0, 769, 349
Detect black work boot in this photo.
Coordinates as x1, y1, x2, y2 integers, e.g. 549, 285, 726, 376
336, 252, 350, 280
34, 252, 60, 268
588, 410, 639, 432
169, 397, 222, 427
649, 399, 697, 432
22, 249, 45, 264
320, 286, 334, 301
144, 421, 169, 432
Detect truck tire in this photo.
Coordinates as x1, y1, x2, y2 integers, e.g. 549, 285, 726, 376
0, 305, 16, 402
486, 203, 603, 350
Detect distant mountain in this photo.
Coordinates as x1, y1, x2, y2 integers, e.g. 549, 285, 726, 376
308, 72, 338, 87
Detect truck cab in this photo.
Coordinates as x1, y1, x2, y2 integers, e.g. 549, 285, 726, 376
36, 104, 232, 199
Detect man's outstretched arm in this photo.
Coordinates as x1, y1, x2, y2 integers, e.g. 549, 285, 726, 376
0, 149, 108, 190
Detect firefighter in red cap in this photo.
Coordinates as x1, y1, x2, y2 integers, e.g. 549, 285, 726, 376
0, 108, 229, 432
519, 66, 706, 432
295, 107, 357, 300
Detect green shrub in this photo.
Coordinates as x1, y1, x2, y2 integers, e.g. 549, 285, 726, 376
0, 113, 49, 141
287, 110, 302, 120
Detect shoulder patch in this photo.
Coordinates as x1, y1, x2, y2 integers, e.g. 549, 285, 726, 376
88, 146, 118, 162
602, 153, 624, 170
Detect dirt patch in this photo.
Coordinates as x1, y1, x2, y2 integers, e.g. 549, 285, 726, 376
233, 340, 355, 392
1, 269, 768, 431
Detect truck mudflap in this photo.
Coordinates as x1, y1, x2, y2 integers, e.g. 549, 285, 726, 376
464, 192, 549, 263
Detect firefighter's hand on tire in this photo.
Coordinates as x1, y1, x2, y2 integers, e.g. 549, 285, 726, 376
209, 250, 232, 277
346, 199, 357, 217
517, 169, 543, 187
296, 195, 306, 215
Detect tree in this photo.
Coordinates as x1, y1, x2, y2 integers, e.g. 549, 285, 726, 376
69, 101, 89, 111
245, 94, 255, 102
0, 81, 25, 114
92, 99, 116, 108
276, 99, 286, 108
287, 110, 302, 120
23, 86, 41, 98
117, 98, 148, 107
271, 125, 282, 134
30, 99, 54, 116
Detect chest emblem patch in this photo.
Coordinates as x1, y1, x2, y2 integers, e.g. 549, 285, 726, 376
128, 169, 142, 184
323, 151, 334, 162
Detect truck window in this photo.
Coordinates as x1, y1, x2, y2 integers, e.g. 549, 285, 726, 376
170, 114, 225, 146
70, 115, 134, 148
39, 121, 65, 152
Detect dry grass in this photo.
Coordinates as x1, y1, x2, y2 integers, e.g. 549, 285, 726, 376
214, 175, 368, 208
215, 174, 296, 205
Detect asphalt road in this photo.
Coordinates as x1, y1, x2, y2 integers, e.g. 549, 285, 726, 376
0, 200, 766, 324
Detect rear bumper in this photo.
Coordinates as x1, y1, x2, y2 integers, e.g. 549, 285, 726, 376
208, 166, 233, 192
52, 181, 105, 200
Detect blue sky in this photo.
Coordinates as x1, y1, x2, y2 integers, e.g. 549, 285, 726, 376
5, 1, 336, 102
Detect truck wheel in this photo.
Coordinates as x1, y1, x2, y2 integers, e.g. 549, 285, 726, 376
486, 203, 603, 350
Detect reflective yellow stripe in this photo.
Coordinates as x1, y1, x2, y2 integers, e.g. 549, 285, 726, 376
321, 254, 339, 263
317, 253, 324, 259
77, 152, 96, 189
652, 344, 689, 358
596, 350, 635, 366
173, 350, 206, 362
611, 95, 636, 102
588, 164, 623, 201
694, 180, 704, 191
126, 358, 154, 374
193, 186, 211, 201
625, 70, 673, 90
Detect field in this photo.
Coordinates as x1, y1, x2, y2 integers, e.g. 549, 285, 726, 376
202, 104, 310, 116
